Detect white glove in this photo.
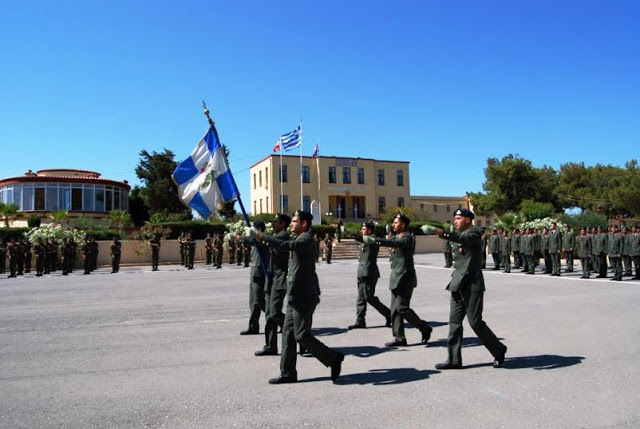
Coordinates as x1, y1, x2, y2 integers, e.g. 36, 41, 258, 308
421, 225, 436, 235
243, 227, 258, 239
361, 235, 376, 245
385, 224, 391, 234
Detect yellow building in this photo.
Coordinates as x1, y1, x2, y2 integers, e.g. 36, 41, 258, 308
250, 155, 410, 222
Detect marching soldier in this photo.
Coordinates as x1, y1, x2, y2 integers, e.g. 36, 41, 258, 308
204, 233, 213, 265
608, 224, 623, 281
349, 221, 391, 330
563, 225, 575, 273
577, 227, 592, 279
255, 214, 291, 356
149, 233, 161, 271
213, 232, 224, 269
630, 225, 640, 280
363, 214, 432, 347
34, 238, 46, 277
246, 210, 344, 384
323, 233, 333, 264
239, 221, 270, 335
422, 208, 507, 370
110, 237, 122, 273
548, 222, 562, 276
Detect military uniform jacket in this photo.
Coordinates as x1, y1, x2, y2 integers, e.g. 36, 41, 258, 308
540, 234, 549, 252
34, 243, 46, 257
376, 232, 416, 290
608, 233, 622, 256
630, 233, 640, 257
591, 234, 600, 255
621, 235, 630, 256
489, 234, 500, 253
548, 230, 562, 253
522, 235, 535, 256
502, 236, 512, 254
110, 242, 121, 256
563, 231, 575, 251
440, 226, 485, 293
598, 233, 609, 254
243, 237, 269, 280
149, 238, 161, 252
576, 235, 592, 258
355, 234, 380, 279
262, 231, 320, 307
268, 230, 290, 291
512, 234, 521, 252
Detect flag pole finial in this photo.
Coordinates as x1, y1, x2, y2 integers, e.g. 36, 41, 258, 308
202, 100, 214, 127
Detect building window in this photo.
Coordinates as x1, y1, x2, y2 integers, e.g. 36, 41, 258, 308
378, 197, 386, 214
59, 185, 71, 211
377, 169, 385, 186
303, 195, 311, 212
46, 184, 57, 211
446, 204, 450, 213
343, 167, 351, 184
282, 195, 288, 213
302, 166, 311, 183
72, 188, 82, 211
254, 200, 257, 214
259, 171, 262, 188
265, 167, 269, 188
105, 186, 113, 211
328, 167, 336, 184
266, 197, 269, 212
396, 170, 404, 186
260, 199, 263, 214
35, 187, 45, 210
83, 185, 94, 211
279, 165, 288, 183
398, 197, 404, 207
23, 186, 33, 211
486, 219, 491, 226
357, 168, 365, 184
433, 204, 438, 213
253, 173, 257, 190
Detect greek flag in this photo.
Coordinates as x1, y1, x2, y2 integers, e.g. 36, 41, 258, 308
172, 127, 239, 218
276, 125, 301, 152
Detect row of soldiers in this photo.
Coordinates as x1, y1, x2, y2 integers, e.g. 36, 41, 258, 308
442, 222, 640, 280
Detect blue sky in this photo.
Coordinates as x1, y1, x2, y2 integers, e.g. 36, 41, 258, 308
2, 0, 638, 211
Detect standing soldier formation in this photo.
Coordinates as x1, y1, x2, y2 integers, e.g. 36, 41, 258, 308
150, 233, 161, 271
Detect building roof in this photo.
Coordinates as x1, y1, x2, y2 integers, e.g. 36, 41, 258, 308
0, 169, 130, 189
249, 154, 410, 169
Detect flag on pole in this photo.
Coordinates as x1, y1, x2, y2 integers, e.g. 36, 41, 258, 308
312, 142, 319, 158
276, 125, 301, 152
172, 127, 239, 218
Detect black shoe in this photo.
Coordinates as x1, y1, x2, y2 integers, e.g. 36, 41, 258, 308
385, 339, 408, 347
348, 323, 366, 330
255, 348, 278, 356
240, 329, 259, 335
331, 353, 344, 382
435, 361, 462, 370
385, 315, 392, 327
493, 347, 507, 368
421, 325, 432, 345
268, 375, 298, 384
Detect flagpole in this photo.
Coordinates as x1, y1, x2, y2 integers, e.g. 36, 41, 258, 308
202, 101, 270, 279
279, 149, 283, 212
315, 141, 321, 225
299, 121, 303, 210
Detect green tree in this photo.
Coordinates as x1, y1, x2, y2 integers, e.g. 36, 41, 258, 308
49, 210, 69, 225
0, 202, 22, 227
609, 160, 640, 217
128, 185, 150, 227
135, 149, 191, 218
519, 199, 555, 221
109, 209, 132, 231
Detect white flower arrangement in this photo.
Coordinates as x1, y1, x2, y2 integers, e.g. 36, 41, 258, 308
24, 224, 86, 244
519, 217, 565, 231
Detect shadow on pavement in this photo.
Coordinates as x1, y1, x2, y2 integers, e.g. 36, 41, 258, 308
312, 327, 348, 337
304, 367, 438, 385
464, 354, 585, 370
335, 345, 399, 358
427, 336, 501, 349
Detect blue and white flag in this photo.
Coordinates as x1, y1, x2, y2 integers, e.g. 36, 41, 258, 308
172, 127, 239, 218
276, 125, 301, 152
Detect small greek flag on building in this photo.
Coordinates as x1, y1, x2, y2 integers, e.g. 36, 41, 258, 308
276, 125, 301, 152
172, 127, 239, 218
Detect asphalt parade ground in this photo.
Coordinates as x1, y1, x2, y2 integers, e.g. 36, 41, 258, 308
1, 254, 639, 429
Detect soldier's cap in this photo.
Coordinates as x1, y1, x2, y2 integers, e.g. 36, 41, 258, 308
362, 221, 375, 230
454, 208, 475, 219
253, 220, 266, 232
395, 213, 410, 226
293, 210, 313, 224
274, 213, 292, 226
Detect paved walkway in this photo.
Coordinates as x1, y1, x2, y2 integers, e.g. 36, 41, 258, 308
1, 255, 639, 428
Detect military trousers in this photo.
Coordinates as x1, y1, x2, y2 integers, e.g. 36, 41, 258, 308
151, 250, 159, 270
543, 251, 552, 273
112, 254, 121, 272
491, 252, 500, 269
502, 253, 511, 272
591, 254, 599, 274
565, 251, 574, 271
9, 258, 17, 277
622, 255, 632, 276
248, 277, 266, 331
632, 256, 640, 279
36, 256, 44, 275
215, 249, 223, 267
443, 251, 452, 268
355, 277, 391, 325
24, 253, 32, 273
598, 253, 608, 277
609, 256, 622, 280
550, 252, 561, 275
280, 302, 342, 379
83, 256, 91, 274
447, 289, 506, 365
390, 285, 429, 342
525, 255, 536, 274
580, 258, 591, 278
205, 249, 213, 265
513, 251, 521, 268
264, 287, 286, 351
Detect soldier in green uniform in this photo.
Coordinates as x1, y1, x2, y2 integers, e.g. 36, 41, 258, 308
23, 239, 32, 274
110, 237, 122, 273
501, 230, 511, 273
82, 238, 92, 274
629, 225, 640, 280
314, 232, 322, 263
239, 221, 269, 335
227, 236, 236, 265
7, 237, 19, 278
489, 229, 500, 270
34, 238, 46, 277
363, 214, 432, 347
540, 227, 552, 274
621, 226, 632, 277
563, 225, 575, 273
323, 233, 333, 264
243, 240, 251, 268
177, 232, 186, 266
480, 228, 488, 269
348, 221, 391, 330
511, 228, 521, 269
149, 233, 161, 271
46, 239, 57, 272
16, 239, 25, 275
522, 228, 536, 274
69, 237, 77, 273
0, 239, 6, 274
204, 233, 213, 266
61, 238, 70, 276
255, 214, 291, 356
89, 236, 99, 272
608, 224, 623, 281
235, 239, 243, 266
590, 227, 599, 275
576, 227, 592, 279
185, 233, 196, 269
596, 226, 609, 278
248, 210, 344, 384
548, 222, 562, 276
214, 232, 224, 269
422, 208, 507, 370
442, 226, 453, 268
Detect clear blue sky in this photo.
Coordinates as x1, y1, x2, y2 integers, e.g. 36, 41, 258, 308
2, 0, 638, 211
